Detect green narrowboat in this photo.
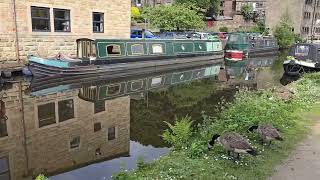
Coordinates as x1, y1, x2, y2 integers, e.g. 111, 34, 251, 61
225, 33, 279, 62
28, 38, 224, 77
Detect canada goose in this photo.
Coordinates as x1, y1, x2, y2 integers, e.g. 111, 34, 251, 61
208, 132, 257, 159
249, 124, 283, 145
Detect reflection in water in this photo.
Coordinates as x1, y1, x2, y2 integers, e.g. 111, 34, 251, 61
0, 55, 291, 180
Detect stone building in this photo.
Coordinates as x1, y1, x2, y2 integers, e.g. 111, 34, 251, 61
266, 0, 320, 39
0, 0, 131, 64
0, 83, 130, 180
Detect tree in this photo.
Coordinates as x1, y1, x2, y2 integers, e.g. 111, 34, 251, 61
273, 14, 295, 49
241, 4, 254, 21
175, 0, 221, 16
142, 5, 204, 31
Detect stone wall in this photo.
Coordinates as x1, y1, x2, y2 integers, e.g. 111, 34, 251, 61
213, 15, 255, 31
265, 0, 304, 35
0, 0, 131, 62
0, 84, 130, 180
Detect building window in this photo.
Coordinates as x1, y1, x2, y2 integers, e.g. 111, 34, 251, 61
302, 27, 310, 34
0, 118, 8, 138
70, 136, 80, 150
0, 157, 9, 180
54, 8, 71, 32
304, 12, 311, 19
31, 6, 50, 32
94, 122, 102, 132
94, 101, 105, 113
38, 102, 56, 127
93, 12, 104, 33
58, 99, 74, 122
305, 0, 313, 5
107, 127, 116, 141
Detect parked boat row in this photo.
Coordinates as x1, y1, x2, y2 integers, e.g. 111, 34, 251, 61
23, 31, 289, 79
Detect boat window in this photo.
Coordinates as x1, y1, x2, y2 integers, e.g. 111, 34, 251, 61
295, 45, 310, 56
0, 157, 9, 180
265, 40, 270, 47
77, 39, 95, 59
70, 136, 80, 150
58, 99, 74, 122
38, 102, 56, 128
106, 45, 121, 55
107, 84, 121, 96
107, 126, 116, 141
94, 101, 105, 113
152, 44, 164, 54
151, 77, 163, 87
131, 80, 144, 91
228, 34, 238, 42
131, 44, 144, 55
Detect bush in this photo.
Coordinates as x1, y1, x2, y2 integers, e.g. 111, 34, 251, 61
274, 14, 295, 49
219, 27, 229, 32
241, 4, 254, 21
35, 175, 48, 180
161, 116, 193, 150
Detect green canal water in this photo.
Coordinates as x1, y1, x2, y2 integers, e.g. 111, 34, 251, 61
0, 51, 293, 180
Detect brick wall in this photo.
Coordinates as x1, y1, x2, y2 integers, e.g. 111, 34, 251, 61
0, 0, 131, 62
0, 85, 130, 179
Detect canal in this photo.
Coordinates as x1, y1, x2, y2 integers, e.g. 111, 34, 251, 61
0, 51, 291, 180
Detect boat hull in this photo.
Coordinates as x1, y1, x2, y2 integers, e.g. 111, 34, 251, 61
283, 59, 320, 76
29, 52, 224, 77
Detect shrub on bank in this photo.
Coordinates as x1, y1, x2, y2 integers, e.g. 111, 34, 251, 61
114, 73, 320, 179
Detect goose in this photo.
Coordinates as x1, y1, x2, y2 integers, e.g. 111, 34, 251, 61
248, 124, 283, 145
208, 132, 257, 159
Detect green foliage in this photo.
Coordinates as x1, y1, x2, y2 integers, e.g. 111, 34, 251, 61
219, 26, 229, 32
131, 7, 141, 18
241, 4, 254, 21
136, 156, 147, 170
119, 72, 320, 179
273, 14, 295, 49
161, 116, 193, 150
142, 4, 204, 31
175, 0, 221, 16
35, 174, 48, 180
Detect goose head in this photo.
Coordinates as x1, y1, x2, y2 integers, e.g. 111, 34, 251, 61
248, 125, 259, 132
208, 134, 220, 150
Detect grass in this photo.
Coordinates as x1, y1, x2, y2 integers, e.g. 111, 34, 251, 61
113, 72, 320, 180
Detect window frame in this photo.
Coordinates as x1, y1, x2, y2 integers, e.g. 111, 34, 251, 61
53, 8, 71, 32
93, 12, 104, 33
0, 156, 10, 180
31, 6, 51, 32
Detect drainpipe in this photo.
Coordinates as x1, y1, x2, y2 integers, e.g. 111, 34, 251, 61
12, 0, 21, 63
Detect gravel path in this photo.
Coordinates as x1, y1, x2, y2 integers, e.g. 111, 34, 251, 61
269, 116, 320, 180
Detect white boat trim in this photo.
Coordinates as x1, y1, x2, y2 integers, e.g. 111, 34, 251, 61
283, 60, 316, 68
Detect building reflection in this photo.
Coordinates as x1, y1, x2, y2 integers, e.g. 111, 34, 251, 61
0, 82, 130, 180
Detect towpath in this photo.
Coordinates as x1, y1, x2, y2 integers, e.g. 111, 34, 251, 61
269, 113, 320, 180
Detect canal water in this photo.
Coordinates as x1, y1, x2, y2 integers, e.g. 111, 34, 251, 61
0, 52, 290, 180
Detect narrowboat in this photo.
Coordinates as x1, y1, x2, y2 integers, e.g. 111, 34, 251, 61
224, 33, 279, 62
283, 43, 320, 75
29, 64, 222, 97
28, 38, 224, 77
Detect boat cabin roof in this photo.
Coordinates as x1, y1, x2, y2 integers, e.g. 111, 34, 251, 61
288, 43, 320, 61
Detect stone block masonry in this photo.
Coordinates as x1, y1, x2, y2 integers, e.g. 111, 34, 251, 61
0, 0, 131, 63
